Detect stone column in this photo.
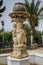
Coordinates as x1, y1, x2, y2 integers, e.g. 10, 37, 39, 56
42, 35, 43, 45
30, 31, 33, 46
42, 33, 43, 45
10, 21, 28, 58
30, 35, 33, 46
41, 31, 43, 45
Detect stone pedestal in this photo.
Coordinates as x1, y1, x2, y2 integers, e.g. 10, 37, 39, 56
7, 56, 30, 65
42, 35, 43, 45
30, 35, 33, 46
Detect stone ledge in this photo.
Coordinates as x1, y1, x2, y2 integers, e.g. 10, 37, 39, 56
7, 56, 29, 61
7, 56, 30, 65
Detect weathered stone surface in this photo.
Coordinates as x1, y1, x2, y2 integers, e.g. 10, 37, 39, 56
9, 3, 29, 58
7, 56, 30, 65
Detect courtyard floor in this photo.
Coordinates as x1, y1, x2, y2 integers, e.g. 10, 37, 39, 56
0, 47, 43, 65
27, 47, 43, 54
0, 63, 38, 65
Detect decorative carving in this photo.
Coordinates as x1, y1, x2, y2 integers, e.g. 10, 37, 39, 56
17, 23, 27, 45
12, 24, 18, 45
9, 3, 29, 58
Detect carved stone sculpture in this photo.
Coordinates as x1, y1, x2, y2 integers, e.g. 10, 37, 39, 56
9, 3, 30, 58
12, 24, 18, 45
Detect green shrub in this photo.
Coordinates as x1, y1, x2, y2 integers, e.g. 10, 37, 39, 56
31, 43, 38, 49
0, 32, 13, 48
0, 34, 3, 42
33, 43, 38, 48
34, 30, 42, 45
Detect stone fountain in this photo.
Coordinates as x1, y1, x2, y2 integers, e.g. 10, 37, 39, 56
7, 3, 30, 65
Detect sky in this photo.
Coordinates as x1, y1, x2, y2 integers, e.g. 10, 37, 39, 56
0, 0, 43, 32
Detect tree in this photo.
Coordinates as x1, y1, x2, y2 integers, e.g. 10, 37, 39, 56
0, 0, 6, 47
25, 0, 43, 44
25, 23, 31, 48
1, 20, 4, 46
0, 0, 6, 17
1, 20, 4, 31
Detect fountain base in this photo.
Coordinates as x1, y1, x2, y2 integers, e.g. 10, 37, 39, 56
7, 56, 30, 65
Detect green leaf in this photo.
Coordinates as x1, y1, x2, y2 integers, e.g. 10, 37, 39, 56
0, 6, 6, 13
1, 20, 4, 26
38, 7, 43, 15
30, 0, 35, 14
34, 0, 41, 15
38, 16, 43, 20
0, 0, 3, 7
25, 0, 43, 30
25, 0, 30, 13
0, 14, 2, 17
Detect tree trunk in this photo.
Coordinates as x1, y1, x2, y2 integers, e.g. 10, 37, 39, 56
2, 26, 4, 47
31, 26, 35, 44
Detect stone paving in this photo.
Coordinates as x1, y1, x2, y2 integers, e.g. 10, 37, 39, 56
0, 63, 37, 65
27, 47, 43, 54
30, 63, 38, 65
